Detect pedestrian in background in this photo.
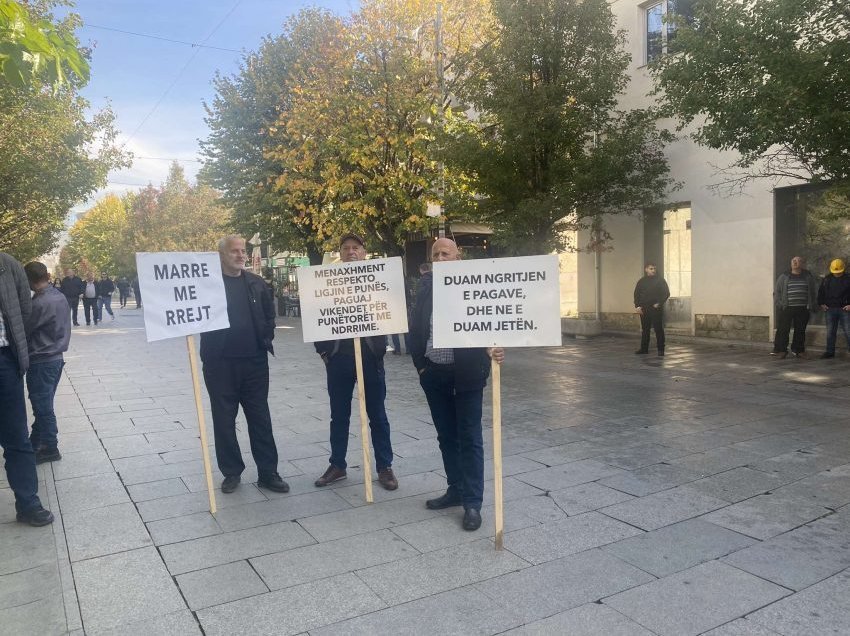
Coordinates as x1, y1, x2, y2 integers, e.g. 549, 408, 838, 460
772, 256, 819, 359
131, 276, 142, 309
116, 276, 130, 307
59, 268, 84, 326
0, 252, 54, 526
24, 262, 71, 464
81, 272, 99, 325
817, 258, 850, 359
633, 262, 670, 357
97, 273, 115, 321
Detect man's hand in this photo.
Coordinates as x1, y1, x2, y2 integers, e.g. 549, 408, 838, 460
843, 305, 850, 312
652, 303, 660, 309
821, 304, 829, 311
635, 307, 644, 315
487, 347, 505, 364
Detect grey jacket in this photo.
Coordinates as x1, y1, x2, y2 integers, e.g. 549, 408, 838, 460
28, 285, 71, 365
774, 269, 818, 310
0, 253, 32, 374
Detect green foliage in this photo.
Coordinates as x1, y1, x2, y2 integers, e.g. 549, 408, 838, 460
652, 0, 850, 195
65, 194, 135, 277
442, 0, 675, 255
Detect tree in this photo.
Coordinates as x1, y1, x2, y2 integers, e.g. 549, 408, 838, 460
651, 0, 850, 200
442, 0, 675, 256
65, 194, 135, 276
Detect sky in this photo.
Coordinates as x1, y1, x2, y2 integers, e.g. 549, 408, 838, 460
62, 0, 356, 212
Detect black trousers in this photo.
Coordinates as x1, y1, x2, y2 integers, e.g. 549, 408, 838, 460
774, 306, 809, 353
66, 296, 80, 325
82, 297, 99, 324
639, 306, 665, 352
202, 355, 279, 477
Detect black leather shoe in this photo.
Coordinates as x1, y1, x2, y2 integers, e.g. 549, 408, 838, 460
221, 475, 241, 493
425, 491, 462, 510
17, 506, 54, 527
258, 472, 290, 493
35, 447, 62, 464
462, 507, 482, 531
634, 349, 649, 355
657, 349, 665, 357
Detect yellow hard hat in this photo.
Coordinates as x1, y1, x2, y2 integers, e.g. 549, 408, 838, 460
830, 259, 845, 274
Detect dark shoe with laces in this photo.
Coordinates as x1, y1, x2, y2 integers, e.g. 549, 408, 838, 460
17, 505, 54, 527
377, 467, 398, 491
221, 475, 241, 493
657, 349, 665, 357
258, 472, 290, 493
35, 447, 61, 464
634, 349, 649, 355
315, 465, 347, 487
821, 352, 835, 359
426, 490, 462, 510
462, 507, 482, 531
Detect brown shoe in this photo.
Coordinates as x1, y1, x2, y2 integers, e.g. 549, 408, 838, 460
378, 467, 398, 491
315, 465, 347, 487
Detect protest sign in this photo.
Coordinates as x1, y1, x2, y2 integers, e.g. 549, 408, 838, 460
297, 256, 408, 343
432, 254, 561, 348
136, 252, 229, 343
135, 251, 228, 514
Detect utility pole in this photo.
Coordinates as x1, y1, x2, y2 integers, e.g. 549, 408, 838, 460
435, 1, 446, 239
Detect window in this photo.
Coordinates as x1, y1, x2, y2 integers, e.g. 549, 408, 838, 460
645, 0, 695, 63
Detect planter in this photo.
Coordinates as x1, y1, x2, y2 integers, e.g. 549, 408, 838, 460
561, 317, 602, 338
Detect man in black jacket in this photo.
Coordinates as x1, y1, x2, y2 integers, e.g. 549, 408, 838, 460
633, 262, 671, 356
59, 268, 84, 326
200, 235, 288, 494
410, 238, 504, 531
817, 258, 850, 359
314, 234, 398, 491
97, 273, 115, 321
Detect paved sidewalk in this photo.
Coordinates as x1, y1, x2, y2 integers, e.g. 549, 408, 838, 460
2, 305, 850, 635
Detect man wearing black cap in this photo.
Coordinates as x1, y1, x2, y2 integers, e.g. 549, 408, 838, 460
314, 233, 398, 491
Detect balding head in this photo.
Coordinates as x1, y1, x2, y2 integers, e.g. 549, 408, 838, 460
431, 238, 460, 263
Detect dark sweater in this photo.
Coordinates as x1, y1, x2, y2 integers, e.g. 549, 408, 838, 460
634, 275, 671, 309
817, 274, 850, 308
28, 285, 71, 364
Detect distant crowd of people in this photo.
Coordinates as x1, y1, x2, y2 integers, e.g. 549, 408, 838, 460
57, 269, 142, 326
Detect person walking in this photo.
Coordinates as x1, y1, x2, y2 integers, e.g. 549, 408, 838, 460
81, 272, 99, 325
313, 233, 398, 491
59, 268, 84, 326
24, 262, 71, 464
772, 256, 819, 359
131, 276, 142, 309
97, 273, 115, 321
409, 238, 504, 531
817, 258, 850, 359
633, 262, 670, 357
0, 252, 54, 526
200, 235, 288, 494
116, 276, 130, 308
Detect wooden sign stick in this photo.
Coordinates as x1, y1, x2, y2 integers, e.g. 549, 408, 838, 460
186, 334, 217, 514
353, 337, 374, 503
492, 357, 504, 550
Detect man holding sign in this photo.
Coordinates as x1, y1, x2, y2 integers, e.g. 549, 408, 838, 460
313, 234, 398, 491
200, 235, 288, 494
410, 239, 504, 532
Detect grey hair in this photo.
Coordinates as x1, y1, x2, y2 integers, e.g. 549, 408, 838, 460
218, 234, 245, 252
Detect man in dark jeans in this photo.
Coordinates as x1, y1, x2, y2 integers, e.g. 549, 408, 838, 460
200, 235, 288, 494
817, 258, 850, 359
772, 256, 818, 359
409, 238, 504, 531
97, 273, 115, 321
59, 268, 84, 326
0, 252, 54, 526
633, 262, 671, 357
25, 262, 71, 463
314, 234, 398, 491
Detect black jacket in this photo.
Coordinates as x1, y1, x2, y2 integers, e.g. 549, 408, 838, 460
817, 273, 850, 308
634, 275, 670, 309
200, 270, 276, 362
409, 272, 491, 393
97, 278, 115, 296
59, 275, 85, 298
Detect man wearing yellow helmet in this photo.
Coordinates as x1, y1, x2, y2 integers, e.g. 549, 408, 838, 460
817, 258, 850, 359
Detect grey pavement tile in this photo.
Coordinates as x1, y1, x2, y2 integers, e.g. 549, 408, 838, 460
549, 482, 635, 515
159, 520, 315, 575
357, 539, 529, 605
687, 467, 789, 503
251, 529, 418, 590
595, 443, 690, 470
175, 560, 269, 610
603, 519, 755, 577
0, 564, 61, 613
498, 492, 568, 524
334, 470, 449, 506
481, 476, 546, 506
701, 618, 782, 635
663, 428, 766, 453
101, 434, 157, 459
110, 454, 165, 472
64, 502, 152, 561
196, 572, 385, 636
747, 568, 850, 636
310, 585, 522, 636
722, 513, 850, 590
600, 485, 728, 531
127, 477, 190, 502
55, 472, 130, 512
474, 549, 655, 624
389, 508, 532, 554
504, 602, 655, 636
86, 610, 201, 636
700, 493, 832, 540
513, 460, 626, 492
0, 597, 67, 635
603, 561, 789, 636
729, 434, 807, 457
670, 448, 762, 477
73, 546, 187, 634
212, 490, 351, 532
136, 484, 267, 522
750, 448, 847, 480
520, 441, 607, 467
598, 462, 701, 496
770, 467, 850, 509
59, 430, 104, 453
146, 512, 222, 546
51, 447, 114, 480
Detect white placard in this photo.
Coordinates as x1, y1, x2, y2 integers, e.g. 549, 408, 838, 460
433, 254, 561, 348
136, 252, 230, 342
297, 256, 409, 342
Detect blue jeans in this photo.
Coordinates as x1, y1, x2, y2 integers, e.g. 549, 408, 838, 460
0, 348, 42, 513
824, 308, 850, 355
419, 364, 484, 509
325, 352, 393, 471
27, 360, 64, 449
98, 295, 113, 320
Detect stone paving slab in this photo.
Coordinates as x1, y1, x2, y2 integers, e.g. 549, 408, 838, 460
600, 485, 728, 531
503, 602, 655, 636
700, 493, 832, 540
63, 502, 152, 562
175, 560, 269, 610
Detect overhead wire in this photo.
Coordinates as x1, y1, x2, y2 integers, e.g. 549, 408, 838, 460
83, 23, 241, 53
